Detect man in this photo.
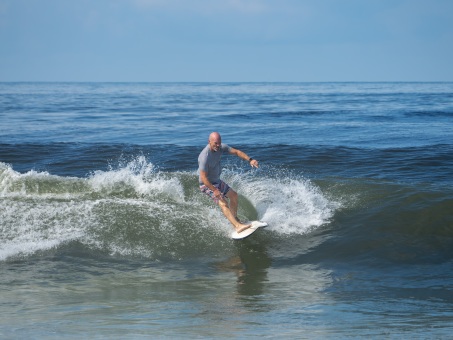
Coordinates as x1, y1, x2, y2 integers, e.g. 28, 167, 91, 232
198, 132, 259, 233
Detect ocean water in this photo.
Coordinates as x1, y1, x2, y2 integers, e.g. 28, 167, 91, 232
1, 82, 453, 338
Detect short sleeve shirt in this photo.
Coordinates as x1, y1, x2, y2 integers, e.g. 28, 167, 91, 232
198, 143, 231, 185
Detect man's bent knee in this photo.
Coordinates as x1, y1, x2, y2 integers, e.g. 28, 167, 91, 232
226, 189, 237, 200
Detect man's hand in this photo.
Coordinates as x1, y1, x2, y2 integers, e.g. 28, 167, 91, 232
213, 188, 226, 202
250, 159, 259, 168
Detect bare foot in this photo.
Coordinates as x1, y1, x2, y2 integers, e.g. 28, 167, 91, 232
235, 223, 252, 233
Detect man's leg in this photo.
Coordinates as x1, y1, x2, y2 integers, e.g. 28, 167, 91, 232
218, 199, 251, 233
225, 188, 240, 222
200, 182, 251, 233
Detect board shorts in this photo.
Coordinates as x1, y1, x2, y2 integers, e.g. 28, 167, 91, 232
199, 180, 231, 204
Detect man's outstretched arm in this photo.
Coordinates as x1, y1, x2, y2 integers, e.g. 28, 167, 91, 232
229, 147, 259, 168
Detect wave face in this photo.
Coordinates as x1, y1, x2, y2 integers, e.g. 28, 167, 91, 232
0, 158, 336, 261
3, 155, 452, 266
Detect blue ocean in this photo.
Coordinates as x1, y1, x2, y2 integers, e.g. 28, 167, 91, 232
1, 82, 453, 338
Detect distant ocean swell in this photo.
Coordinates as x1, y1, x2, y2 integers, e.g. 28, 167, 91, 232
0, 157, 336, 261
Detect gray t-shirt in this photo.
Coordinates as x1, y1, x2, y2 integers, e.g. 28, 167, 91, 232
198, 143, 231, 185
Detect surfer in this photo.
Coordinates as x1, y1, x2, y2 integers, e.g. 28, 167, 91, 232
198, 132, 259, 233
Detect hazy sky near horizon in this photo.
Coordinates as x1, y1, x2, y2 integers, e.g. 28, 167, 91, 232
1, 0, 452, 82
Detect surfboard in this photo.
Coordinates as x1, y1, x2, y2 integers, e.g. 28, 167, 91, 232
231, 220, 268, 240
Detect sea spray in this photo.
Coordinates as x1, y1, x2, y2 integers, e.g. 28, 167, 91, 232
88, 156, 185, 202
223, 167, 338, 235
1, 157, 339, 261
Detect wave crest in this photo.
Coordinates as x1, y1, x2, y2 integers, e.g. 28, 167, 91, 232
0, 159, 337, 261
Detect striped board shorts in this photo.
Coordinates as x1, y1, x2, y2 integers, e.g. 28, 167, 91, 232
199, 180, 231, 204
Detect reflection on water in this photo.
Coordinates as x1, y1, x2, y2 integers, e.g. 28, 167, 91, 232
235, 241, 272, 297
214, 239, 272, 298
214, 233, 334, 307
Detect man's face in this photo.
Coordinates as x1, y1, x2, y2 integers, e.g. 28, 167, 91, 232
209, 135, 221, 152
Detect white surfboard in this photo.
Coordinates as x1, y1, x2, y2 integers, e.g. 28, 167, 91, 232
231, 220, 268, 240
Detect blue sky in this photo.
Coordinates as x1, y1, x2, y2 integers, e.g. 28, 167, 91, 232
1, 0, 452, 82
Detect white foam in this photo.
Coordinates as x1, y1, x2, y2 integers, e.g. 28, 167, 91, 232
0, 199, 93, 260
1, 159, 339, 261
228, 171, 338, 235
0, 158, 189, 260
0, 162, 81, 199
88, 156, 185, 202
0, 162, 21, 195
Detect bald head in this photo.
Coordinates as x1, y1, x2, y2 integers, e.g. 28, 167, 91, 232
209, 132, 221, 142
208, 132, 222, 152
